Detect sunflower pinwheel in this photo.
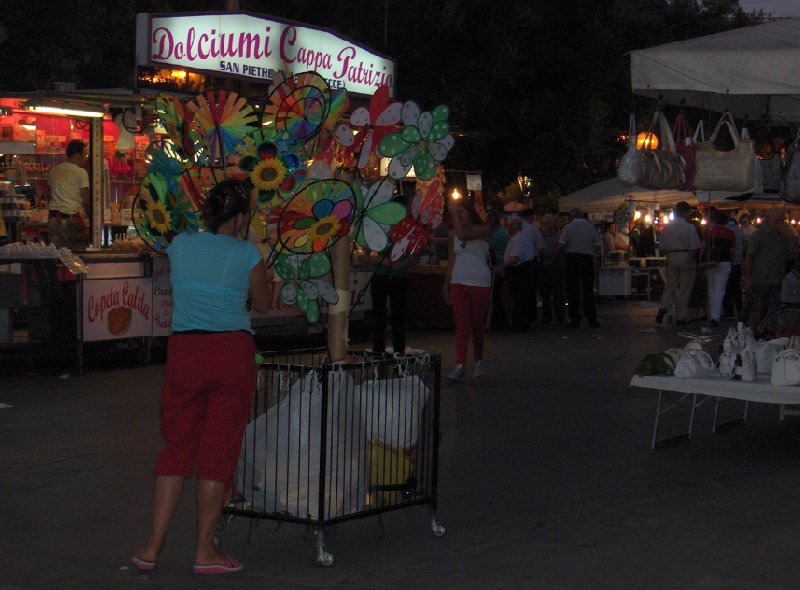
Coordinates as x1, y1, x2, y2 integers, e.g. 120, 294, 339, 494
133, 172, 200, 252
275, 180, 355, 254
232, 128, 307, 211
352, 179, 407, 253
378, 102, 454, 181
272, 252, 337, 323
184, 90, 258, 166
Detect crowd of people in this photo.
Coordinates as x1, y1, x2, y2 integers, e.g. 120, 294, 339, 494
431, 196, 800, 382
655, 202, 800, 331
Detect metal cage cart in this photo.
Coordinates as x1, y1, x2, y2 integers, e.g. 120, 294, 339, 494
219, 348, 445, 566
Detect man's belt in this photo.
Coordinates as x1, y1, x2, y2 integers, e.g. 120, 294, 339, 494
49, 210, 80, 220
667, 249, 691, 253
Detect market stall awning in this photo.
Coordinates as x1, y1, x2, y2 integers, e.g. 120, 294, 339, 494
559, 178, 698, 213
630, 18, 800, 121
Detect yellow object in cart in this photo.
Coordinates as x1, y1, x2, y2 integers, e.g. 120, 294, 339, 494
368, 441, 414, 505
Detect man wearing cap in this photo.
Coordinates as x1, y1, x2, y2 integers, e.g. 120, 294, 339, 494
655, 201, 700, 325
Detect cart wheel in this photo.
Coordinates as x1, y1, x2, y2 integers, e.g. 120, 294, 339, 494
316, 550, 335, 567
431, 518, 446, 537
314, 527, 335, 566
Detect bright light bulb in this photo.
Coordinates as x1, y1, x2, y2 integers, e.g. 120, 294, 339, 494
644, 214, 652, 223
451, 189, 461, 200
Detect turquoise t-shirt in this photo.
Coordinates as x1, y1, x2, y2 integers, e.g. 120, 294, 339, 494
167, 232, 263, 333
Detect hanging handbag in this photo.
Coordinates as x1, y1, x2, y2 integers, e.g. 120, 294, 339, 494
637, 111, 686, 190
782, 127, 800, 203
694, 113, 755, 192
618, 113, 642, 185
672, 113, 696, 191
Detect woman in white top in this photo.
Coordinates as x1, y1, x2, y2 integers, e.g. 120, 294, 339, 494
442, 198, 492, 381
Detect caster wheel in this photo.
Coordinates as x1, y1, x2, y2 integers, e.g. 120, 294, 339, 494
317, 551, 335, 567
432, 520, 446, 537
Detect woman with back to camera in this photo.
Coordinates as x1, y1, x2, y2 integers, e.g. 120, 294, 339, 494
132, 179, 273, 576
442, 196, 492, 382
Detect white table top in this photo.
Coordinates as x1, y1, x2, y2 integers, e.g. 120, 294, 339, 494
630, 373, 800, 405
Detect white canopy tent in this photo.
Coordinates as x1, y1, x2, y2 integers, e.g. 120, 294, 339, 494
559, 178, 698, 213
630, 18, 800, 122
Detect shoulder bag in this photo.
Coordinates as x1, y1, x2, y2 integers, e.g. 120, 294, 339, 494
637, 111, 686, 190
672, 113, 696, 191
694, 113, 755, 192
618, 113, 642, 186
782, 127, 800, 203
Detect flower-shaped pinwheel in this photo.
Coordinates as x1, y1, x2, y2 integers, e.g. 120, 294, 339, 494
275, 180, 355, 254
388, 178, 444, 261
335, 85, 402, 172
272, 252, 337, 323
133, 172, 200, 252
232, 128, 306, 211
378, 102, 455, 181
352, 179, 407, 253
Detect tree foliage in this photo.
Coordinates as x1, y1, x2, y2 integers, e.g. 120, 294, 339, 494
0, 0, 761, 203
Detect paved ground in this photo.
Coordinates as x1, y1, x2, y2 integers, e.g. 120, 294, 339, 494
3, 300, 800, 589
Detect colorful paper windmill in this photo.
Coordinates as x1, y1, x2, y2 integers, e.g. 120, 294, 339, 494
352, 179, 407, 253
378, 102, 454, 181
387, 178, 444, 261
184, 90, 258, 167
335, 85, 402, 171
133, 172, 200, 253
262, 72, 334, 143
273, 252, 337, 323
154, 95, 191, 159
274, 179, 355, 254
231, 128, 307, 211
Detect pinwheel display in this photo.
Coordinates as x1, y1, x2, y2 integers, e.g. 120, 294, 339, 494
352, 179, 407, 253
378, 102, 454, 181
133, 172, 200, 252
387, 178, 444, 261
335, 85, 402, 171
231, 128, 307, 211
263, 72, 332, 143
184, 90, 259, 166
273, 179, 355, 254
272, 252, 338, 323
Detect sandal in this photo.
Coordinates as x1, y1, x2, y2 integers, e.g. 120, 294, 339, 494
193, 553, 243, 575
131, 550, 156, 572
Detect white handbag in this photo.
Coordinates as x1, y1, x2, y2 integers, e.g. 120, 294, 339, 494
756, 337, 789, 374
675, 350, 716, 379
771, 349, 800, 386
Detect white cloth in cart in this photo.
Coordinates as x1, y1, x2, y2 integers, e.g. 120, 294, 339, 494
237, 370, 366, 519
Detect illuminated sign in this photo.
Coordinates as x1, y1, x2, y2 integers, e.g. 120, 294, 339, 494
136, 12, 396, 97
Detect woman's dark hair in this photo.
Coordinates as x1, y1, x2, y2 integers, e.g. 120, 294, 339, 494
456, 199, 483, 225
201, 180, 251, 233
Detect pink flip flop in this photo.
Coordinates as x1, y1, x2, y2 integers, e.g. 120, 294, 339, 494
131, 551, 156, 571
193, 554, 243, 575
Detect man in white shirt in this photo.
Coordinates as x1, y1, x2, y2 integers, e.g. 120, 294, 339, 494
655, 201, 700, 325
558, 208, 602, 328
503, 217, 536, 332
47, 139, 89, 250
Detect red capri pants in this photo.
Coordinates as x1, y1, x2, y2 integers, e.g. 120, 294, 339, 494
154, 331, 257, 483
449, 283, 491, 365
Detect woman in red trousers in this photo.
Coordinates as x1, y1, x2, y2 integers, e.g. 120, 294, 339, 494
442, 197, 492, 382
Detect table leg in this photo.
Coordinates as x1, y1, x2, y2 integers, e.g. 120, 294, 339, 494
651, 390, 695, 450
